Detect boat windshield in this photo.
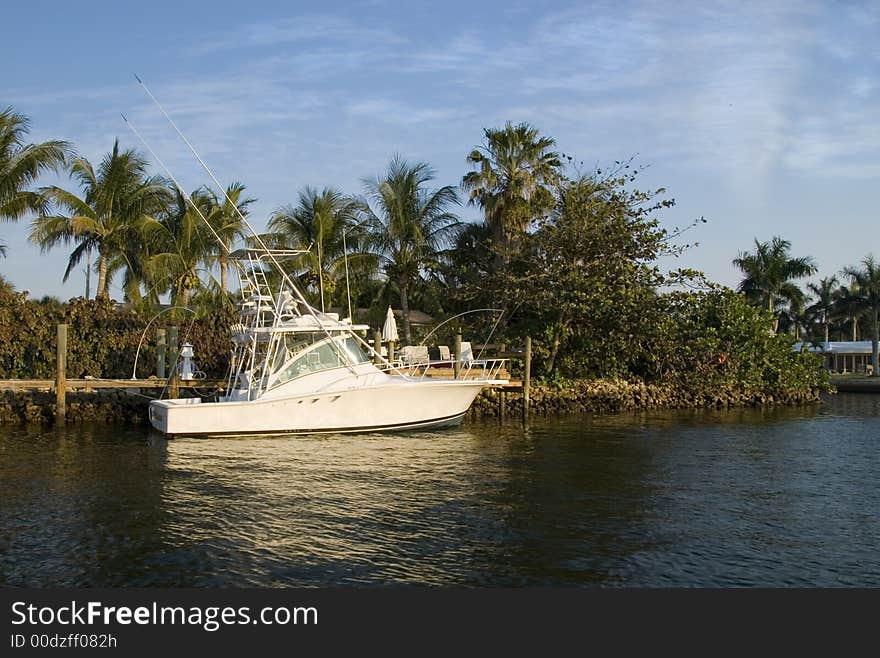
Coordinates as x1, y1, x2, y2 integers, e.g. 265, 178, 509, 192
270, 336, 370, 388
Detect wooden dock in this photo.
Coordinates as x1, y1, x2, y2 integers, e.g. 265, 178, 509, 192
0, 376, 520, 392
830, 375, 880, 393
0, 379, 226, 392
3, 323, 535, 425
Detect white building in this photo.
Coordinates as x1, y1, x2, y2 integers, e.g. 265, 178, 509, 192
799, 341, 877, 374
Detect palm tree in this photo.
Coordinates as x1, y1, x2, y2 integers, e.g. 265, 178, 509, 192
461, 121, 562, 266
807, 276, 839, 343
360, 156, 461, 343
202, 182, 254, 292
29, 140, 169, 298
834, 283, 864, 341
267, 187, 362, 312
140, 188, 216, 307
1, 106, 70, 222
841, 256, 880, 376
732, 236, 817, 332
784, 290, 810, 340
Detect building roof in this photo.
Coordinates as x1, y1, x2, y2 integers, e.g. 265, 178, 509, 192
795, 341, 876, 354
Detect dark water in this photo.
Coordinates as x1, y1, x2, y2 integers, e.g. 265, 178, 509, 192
1, 394, 879, 587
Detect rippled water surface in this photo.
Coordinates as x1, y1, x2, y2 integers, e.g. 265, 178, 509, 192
2, 394, 879, 587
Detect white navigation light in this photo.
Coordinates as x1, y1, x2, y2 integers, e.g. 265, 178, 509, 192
179, 343, 196, 380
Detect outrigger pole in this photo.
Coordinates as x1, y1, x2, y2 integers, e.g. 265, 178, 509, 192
121, 114, 228, 254
131, 75, 327, 328
127, 75, 398, 373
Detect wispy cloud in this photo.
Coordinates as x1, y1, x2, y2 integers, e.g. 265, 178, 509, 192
191, 14, 407, 54
4, 1, 879, 297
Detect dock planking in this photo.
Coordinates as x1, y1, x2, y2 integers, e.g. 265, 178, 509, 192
0, 379, 227, 392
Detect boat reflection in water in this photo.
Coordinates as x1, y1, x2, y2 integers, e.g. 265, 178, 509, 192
3, 395, 879, 587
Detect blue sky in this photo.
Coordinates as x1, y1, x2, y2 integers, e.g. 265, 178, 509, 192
2, 0, 878, 299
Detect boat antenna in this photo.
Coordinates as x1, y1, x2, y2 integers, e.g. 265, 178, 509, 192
317, 234, 325, 313
342, 228, 353, 322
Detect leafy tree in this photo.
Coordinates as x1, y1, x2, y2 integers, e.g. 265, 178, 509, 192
29, 140, 169, 298
461, 122, 562, 266
0, 106, 70, 222
485, 172, 682, 377
359, 156, 460, 343
841, 256, 880, 376
436, 222, 494, 309
645, 288, 828, 401
732, 236, 817, 332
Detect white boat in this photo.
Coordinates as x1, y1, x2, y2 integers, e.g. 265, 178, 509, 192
149, 248, 508, 436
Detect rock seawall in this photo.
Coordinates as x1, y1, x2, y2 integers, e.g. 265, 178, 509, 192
0, 378, 825, 426
469, 378, 824, 418
0, 390, 149, 425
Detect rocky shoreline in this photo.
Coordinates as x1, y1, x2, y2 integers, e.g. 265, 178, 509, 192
469, 378, 826, 418
0, 390, 148, 425
0, 377, 827, 426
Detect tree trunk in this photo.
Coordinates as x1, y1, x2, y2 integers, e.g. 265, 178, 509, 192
399, 278, 412, 345
490, 209, 515, 271
85, 249, 91, 299
546, 313, 566, 376
853, 317, 858, 342
95, 252, 108, 299
872, 309, 879, 377
824, 321, 829, 343
220, 253, 228, 292
176, 284, 191, 309
769, 294, 778, 333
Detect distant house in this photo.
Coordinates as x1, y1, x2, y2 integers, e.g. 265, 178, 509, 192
796, 341, 876, 374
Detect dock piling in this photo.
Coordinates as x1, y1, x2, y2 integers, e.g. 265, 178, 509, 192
156, 328, 166, 379
373, 330, 382, 365
55, 324, 67, 425
167, 326, 179, 378
454, 332, 462, 380
522, 336, 531, 428
167, 326, 179, 400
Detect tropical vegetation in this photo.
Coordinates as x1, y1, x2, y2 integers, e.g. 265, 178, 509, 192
1, 106, 70, 256
733, 236, 817, 332
0, 103, 847, 397
840, 257, 880, 376
359, 156, 460, 343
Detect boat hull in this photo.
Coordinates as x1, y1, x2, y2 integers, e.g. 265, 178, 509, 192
148, 379, 490, 437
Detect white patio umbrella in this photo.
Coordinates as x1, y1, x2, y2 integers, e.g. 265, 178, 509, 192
382, 306, 399, 343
